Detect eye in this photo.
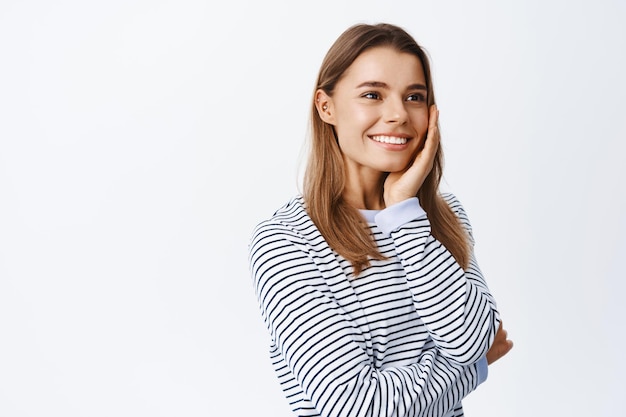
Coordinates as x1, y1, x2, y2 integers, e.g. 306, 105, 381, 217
407, 93, 427, 102
362, 91, 381, 100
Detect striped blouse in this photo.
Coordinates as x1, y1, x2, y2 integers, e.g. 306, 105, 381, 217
248, 193, 500, 417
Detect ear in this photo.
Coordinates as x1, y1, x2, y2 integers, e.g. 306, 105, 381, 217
314, 89, 335, 125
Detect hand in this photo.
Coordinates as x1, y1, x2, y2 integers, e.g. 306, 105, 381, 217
486, 321, 514, 365
383, 104, 440, 207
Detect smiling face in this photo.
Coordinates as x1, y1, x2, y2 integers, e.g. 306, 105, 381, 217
317, 46, 430, 179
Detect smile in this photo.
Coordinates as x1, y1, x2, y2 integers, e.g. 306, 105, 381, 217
370, 135, 409, 145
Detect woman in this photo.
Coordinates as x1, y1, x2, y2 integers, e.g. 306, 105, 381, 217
249, 23, 513, 417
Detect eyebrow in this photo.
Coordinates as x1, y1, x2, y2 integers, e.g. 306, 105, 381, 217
356, 81, 428, 91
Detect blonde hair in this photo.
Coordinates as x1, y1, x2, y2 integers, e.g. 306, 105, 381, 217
304, 23, 469, 275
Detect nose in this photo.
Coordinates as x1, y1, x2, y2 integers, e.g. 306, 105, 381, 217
384, 98, 408, 125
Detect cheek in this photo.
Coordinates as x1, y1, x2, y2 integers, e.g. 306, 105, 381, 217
334, 107, 378, 138
412, 112, 430, 135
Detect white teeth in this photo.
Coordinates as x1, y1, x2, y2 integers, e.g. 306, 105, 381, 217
371, 135, 408, 145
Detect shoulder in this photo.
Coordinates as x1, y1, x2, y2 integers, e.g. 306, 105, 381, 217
250, 195, 308, 233
440, 192, 475, 241
441, 192, 468, 221
248, 196, 327, 297
248, 195, 316, 256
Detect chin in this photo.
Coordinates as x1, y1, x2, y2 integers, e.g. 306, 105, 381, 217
381, 161, 412, 173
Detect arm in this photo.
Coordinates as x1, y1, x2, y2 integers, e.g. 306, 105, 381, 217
375, 196, 500, 365
249, 220, 487, 417
379, 106, 500, 365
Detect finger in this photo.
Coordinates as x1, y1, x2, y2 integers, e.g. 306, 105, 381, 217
494, 343, 512, 363
501, 339, 514, 357
423, 106, 437, 146
428, 104, 439, 133
423, 105, 439, 151
487, 338, 514, 365
496, 320, 505, 337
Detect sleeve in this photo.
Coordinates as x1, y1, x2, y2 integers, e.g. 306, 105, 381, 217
249, 219, 487, 417
374, 196, 500, 366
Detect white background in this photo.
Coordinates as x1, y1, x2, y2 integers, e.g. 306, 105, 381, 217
1, 0, 625, 416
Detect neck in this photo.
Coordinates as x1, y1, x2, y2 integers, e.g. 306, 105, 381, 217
342, 168, 386, 210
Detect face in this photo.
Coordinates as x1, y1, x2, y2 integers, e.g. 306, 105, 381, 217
317, 46, 430, 176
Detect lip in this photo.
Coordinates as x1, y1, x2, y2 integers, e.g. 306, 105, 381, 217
368, 133, 413, 148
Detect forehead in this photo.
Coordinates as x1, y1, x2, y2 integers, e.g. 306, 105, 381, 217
341, 46, 426, 86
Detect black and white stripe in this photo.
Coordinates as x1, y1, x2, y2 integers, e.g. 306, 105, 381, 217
249, 194, 500, 417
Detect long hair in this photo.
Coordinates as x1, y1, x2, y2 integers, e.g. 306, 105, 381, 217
303, 23, 470, 275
